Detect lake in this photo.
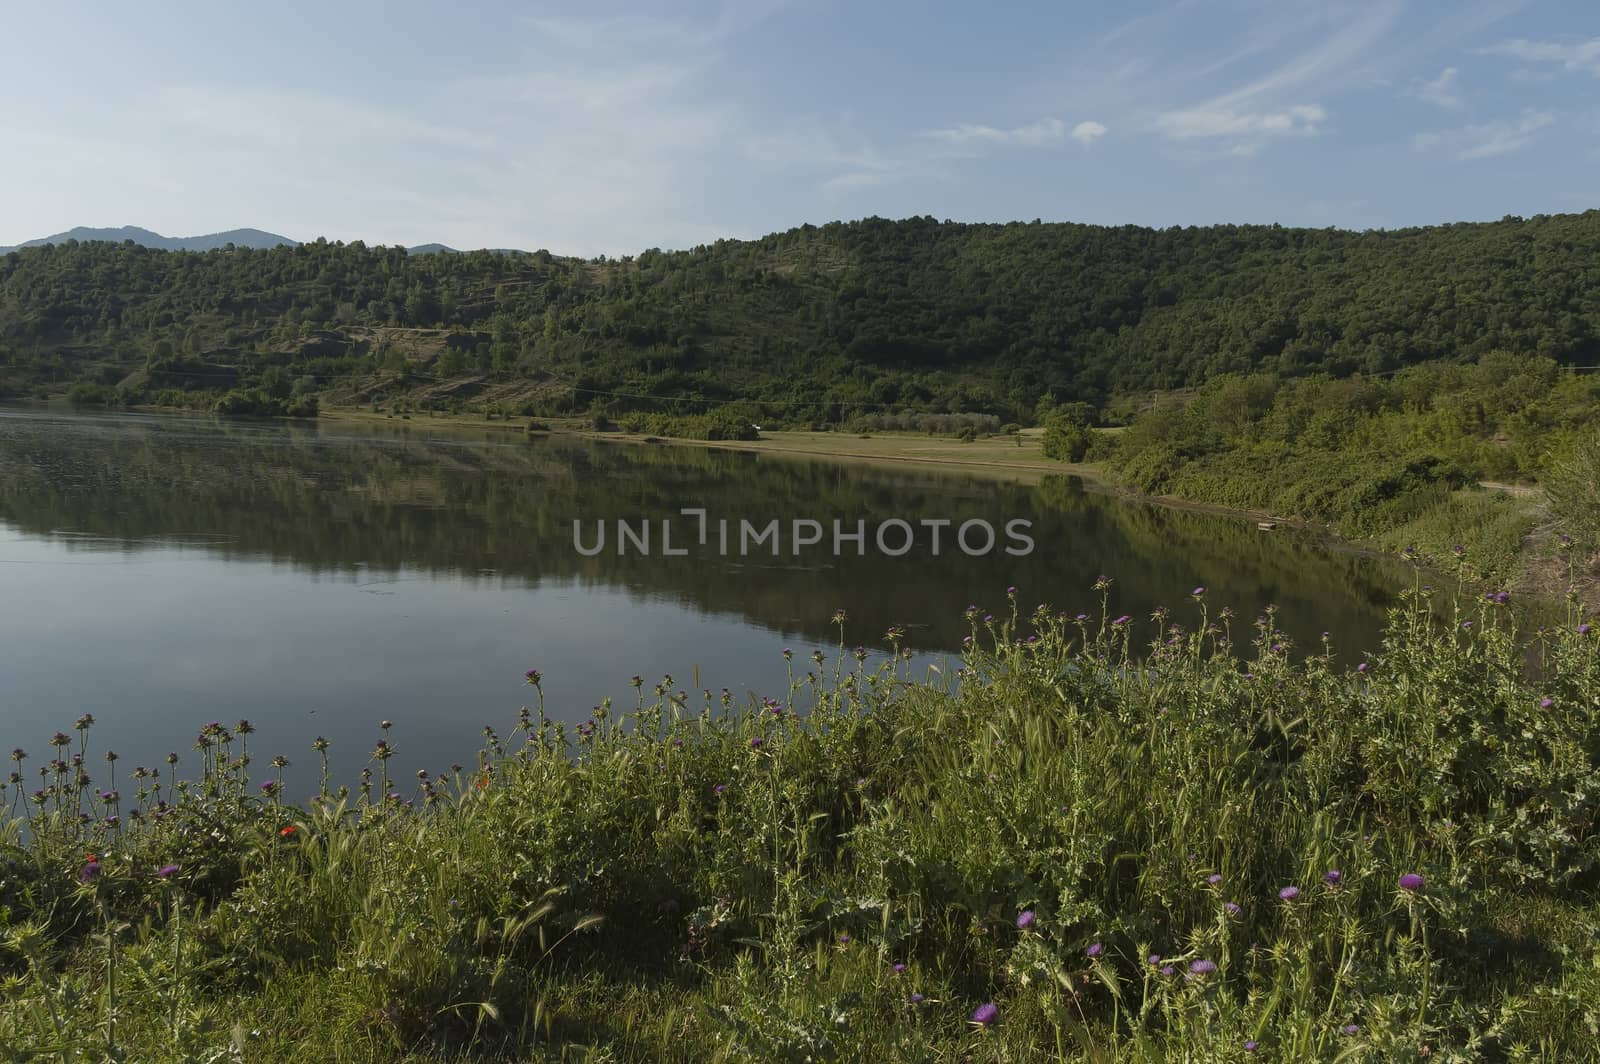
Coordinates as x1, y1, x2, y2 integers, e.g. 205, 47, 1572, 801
0, 406, 1411, 800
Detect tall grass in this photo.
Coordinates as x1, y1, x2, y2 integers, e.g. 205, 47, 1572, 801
3, 582, 1599, 1061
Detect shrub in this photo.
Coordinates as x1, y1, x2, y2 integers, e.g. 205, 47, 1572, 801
1545, 431, 1600, 544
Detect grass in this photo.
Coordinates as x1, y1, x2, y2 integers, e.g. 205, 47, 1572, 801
4, 575, 1600, 1061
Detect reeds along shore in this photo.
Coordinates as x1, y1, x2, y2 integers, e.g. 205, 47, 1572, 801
3, 582, 1600, 1061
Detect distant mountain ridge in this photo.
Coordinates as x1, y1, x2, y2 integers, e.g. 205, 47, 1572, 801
0, 226, 523, 255
0, 225, 299, 254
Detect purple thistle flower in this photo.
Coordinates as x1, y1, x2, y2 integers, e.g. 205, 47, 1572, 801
260, 780, 278, 794
1191, 586, 1206, 598
1356, 662, 1368, 673
1244, 1041, 1259, 1053
749, 737, 764, 750
838, 933, 850, 945
713, 784, 726, 795
1160, 965, 1175, 977
1398, 873, 1424, 892
1112, 614, 1132, 626
909, 992, 925, 1005
1016, 910, 1035, 930
1541, 698, 1554, 709
1278, 886, 1300, 902
1341, 1024, 1360, 1036
157, 864, 179, 878
970, 1003, 999, 1027
1324, 870, 1342, 885
892, 963, 906, 974
1086, 942, 1103, 958
1580, 624, 1592, 636
1148, 953, 1161, 965
79, 861, 101, 884
1189, 959, 1216, 975
1207, 873, 1222, 886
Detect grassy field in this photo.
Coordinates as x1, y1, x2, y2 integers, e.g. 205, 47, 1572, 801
5, 583, 1600, 1061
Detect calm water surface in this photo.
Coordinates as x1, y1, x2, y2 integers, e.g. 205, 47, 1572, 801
0, 407, 1411, 798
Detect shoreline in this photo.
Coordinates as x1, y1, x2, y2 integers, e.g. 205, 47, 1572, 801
319, 408, 1590, 604
318, 406, 1340, 536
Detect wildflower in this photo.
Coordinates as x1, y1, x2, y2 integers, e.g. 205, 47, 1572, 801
1160, 965, 1175, 977
76, 714, 95, 730
781, 647, 792, 660
1541, 698, 1554, 709
1398, 873, 1424, 892
713, 784, 726, 795
1245, 1040, 1259, 1053
1148, 954, 1161, 965
970, 1003, 999, 1027
157, 864, 179, 878
1278, 886, 1300, 902
1189, 959, 1216, 975
524, 669, 542, 685
892, 963, 906, 974
1356, 662, 1368, 674
79, 860, 101, 884
1324, 870, 1343, 886
749, 737, 764, 750
838, 933, 851, 945
1341, 1024, 1360, 1036
1086, 942, 1103, 958
1112, 615, 1132, 626
909, 992, 925, 1005
260, 780, 279, 795
1191, 586, 1206, 598
1580, 624, 1592, 636
1016, 910, 1035, 930
280, 825, 297, 837
1207, 873, 1222, 886
50, 732, 71, 747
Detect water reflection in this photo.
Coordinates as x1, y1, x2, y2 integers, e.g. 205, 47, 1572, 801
0, 406, 1413, 796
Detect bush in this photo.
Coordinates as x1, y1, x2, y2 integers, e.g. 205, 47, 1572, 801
64, 381, 121, 407
1042, 416, 1094, 462
1545, 431, 1600, 544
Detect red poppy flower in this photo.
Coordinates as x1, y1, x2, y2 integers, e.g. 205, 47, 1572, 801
280, 825, 297, 837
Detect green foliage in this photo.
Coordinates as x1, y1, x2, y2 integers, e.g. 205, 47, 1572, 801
1103, 360, 1598, 572
212, 388, 319, 418
1042, 415, 1095, 462
5, 592, 1600, 1059
616, 407, 761, 441
1544, 431, 1600, 545
64, 380, 123, 407
6, 213, 1600, 424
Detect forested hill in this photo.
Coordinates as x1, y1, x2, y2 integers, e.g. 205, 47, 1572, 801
3, 212, 1599, 424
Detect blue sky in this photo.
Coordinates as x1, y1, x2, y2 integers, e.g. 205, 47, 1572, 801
3, 1, 1596, 255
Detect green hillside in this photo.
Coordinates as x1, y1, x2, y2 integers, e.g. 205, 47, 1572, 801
3, 212, 1600, 423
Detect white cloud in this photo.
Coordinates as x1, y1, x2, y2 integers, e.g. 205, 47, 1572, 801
924, 118, 1065, 148
1156, 103, 1326, 140
1413, 67, 1462, 107
1071, 120, 1108, 146
1481, 37, 1600, 75
1412, 110, 1554, 160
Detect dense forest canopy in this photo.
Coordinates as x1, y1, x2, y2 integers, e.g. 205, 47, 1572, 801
2, 212, 1599, 424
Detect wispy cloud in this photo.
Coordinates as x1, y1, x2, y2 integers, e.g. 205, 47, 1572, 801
1411, 67, 1462, 107
924, 117, 1065, 148
1413, 110, 1554, 160
1156, 104, 1325, 140
1071, 120, 1108, 146
1481, 37, 1600, 75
